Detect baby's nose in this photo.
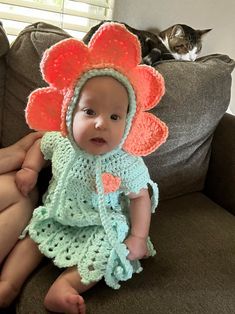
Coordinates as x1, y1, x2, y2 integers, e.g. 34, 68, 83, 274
95, 116, 108, 129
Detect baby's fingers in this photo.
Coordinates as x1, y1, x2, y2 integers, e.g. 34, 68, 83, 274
127, 251, 136, 261
21, 185, 30, 197
16, 182, 28, 196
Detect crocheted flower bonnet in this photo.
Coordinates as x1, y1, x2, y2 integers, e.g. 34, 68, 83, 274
25, 22, 168, 156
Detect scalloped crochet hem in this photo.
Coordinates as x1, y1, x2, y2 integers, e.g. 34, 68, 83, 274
27, 216, 156, 289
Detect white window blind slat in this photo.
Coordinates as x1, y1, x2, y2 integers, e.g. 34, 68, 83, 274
72, 0, 112, 8
0, 5, 104, 28
0, 0, 112, 20
0, 0, 63, 12
1, 0, 113, 10
0, 0, 114, 42
0, 5, 62, 26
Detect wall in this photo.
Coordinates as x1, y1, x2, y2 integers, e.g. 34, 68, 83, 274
113, 0, 235, 113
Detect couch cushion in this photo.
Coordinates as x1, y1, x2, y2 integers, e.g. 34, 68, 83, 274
144, 55, 235, 200
1, 22, 70, 147
0, 22, 9, 147
205, 113, 235, 215
16, 192, 235, 314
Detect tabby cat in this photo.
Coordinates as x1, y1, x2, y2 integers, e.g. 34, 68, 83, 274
83, 22, 211, 66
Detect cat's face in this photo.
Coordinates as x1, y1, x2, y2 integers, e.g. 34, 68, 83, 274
160, 24, 211, 61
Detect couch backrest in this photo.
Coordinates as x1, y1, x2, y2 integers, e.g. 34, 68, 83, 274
1, 22, 234, 200
0, 22, 9, 147
146, 55, 235, 199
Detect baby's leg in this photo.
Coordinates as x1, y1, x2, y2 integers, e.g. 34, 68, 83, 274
0, 236, 43, 307
0, 172, 38, 264
44, 267, 97, 314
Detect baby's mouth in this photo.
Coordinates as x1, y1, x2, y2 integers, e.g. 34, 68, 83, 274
90, 137, 107, 145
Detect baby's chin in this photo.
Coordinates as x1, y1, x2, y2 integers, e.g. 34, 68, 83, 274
82, 144, 120, 156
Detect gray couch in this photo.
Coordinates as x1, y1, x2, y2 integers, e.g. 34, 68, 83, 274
1, 22, 235, 314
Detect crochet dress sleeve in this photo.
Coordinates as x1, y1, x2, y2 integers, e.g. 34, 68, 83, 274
120, 156, 159, 213
40, 132, 60, 160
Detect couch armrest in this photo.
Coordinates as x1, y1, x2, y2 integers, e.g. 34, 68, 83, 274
204, 113, 235, 215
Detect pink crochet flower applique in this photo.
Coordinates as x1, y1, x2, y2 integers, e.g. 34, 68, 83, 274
26, 22, 168, 157
101, 173, 121, 194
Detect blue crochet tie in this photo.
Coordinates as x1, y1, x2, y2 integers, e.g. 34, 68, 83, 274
95, 156, 133, 288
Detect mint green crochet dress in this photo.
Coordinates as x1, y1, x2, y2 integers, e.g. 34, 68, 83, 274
27, 131, 158, 289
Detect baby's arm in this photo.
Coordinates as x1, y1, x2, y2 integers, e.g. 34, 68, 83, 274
15, 138, 46, 196
124, 189, 151, 261
0, 132, 43, 174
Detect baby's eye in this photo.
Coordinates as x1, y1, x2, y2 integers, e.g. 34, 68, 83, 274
84, 108, 95, 116
111, 114, 120, 121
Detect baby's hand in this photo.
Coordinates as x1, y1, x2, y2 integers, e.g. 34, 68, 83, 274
124, 234, 149, 261
15, 168, 38, 196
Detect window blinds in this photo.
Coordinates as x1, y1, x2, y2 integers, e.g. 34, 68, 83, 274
0, 0, 114, 42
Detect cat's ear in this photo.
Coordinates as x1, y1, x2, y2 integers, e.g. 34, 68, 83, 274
197, 29, 212, 37
171, 25, 185, 38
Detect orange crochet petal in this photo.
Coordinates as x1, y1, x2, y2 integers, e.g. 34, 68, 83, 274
89, 22, 141, 71
41, 38, 89, 89
101, 173, 121, 194
129, 65, 165, 112
26, 87, 63, 131
123, 112, 168, 156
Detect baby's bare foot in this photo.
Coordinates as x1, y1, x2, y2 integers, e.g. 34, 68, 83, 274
44, 288, 85, 314
66, 293, 86, 314
0, 279, 19, 308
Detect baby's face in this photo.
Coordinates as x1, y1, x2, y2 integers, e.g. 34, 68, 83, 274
72, 76, 129, 155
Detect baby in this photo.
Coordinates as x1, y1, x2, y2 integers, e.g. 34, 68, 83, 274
0, 22, 168, 313
0, 132, 42, 307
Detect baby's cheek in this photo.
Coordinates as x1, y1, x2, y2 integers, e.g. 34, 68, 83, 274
115, 124, 126, 144
72, 119, 84, 143
74, 134, 84, 147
